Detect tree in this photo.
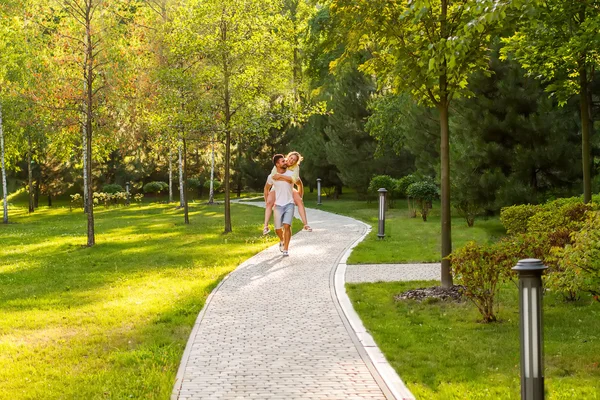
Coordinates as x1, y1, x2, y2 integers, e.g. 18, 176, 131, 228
330, 0, 520, 288
179, 0, 291, 233
501, 0, 600, 203
0, 4, 28, 223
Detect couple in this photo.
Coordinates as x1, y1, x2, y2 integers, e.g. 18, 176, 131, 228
263, 151, 311, 257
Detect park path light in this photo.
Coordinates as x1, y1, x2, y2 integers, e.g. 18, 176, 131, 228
317, 178, 322, 206
125, 182, 130, 206
512, 258, 547, 400
378, 188, 387, 239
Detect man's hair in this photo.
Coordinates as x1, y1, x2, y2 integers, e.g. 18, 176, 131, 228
272, 154, 284, 166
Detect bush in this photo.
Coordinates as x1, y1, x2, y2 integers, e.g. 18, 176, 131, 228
527, 202, 592, 238
143, 181, 168, 195
395, 174, 418, 198
454, 200, 483, 228
187, 178, 202, 190
546, 211, 600, 301
102, 184, 124, 194
69, 193, 83, 210
449, 241, 514, 322
203, 180, 222, 192
500, 204, 541, 235
407, 181, 438, 221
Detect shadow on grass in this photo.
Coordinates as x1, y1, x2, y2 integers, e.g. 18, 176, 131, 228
0, 204, 274, 312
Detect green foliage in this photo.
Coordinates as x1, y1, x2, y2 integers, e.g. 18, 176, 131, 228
547, 211, 600, 301
203, 180, 222, 193
331, 0, 520, 106
368, 175, 396, 194
500, 204, 541, 235
449, 241, 513, 322
395, 174, 418, 199
527, 201, 592, 235
102, 184, 124, 194
143, 181, 168, 195
501, 1, 600, 104
187, 178, 202, 190
407, 181, 438, 221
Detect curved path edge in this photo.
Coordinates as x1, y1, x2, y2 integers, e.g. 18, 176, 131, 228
331, 220, 415, 400
171, 201, 415, 399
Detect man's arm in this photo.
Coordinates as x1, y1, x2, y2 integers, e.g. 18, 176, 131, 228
296, 178, 304, 198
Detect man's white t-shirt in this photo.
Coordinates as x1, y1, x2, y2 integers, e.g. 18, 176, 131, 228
267, 169, 295, 206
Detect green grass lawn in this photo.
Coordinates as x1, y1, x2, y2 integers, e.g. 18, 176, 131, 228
300, 191, 505, 264
0, 201, 295, 399
347, 281, 600, 400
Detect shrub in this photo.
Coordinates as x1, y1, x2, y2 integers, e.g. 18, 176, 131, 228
407, 181, 438, 221
102, 184, 124, 194
449, 241, 514, 322
187, 178, 202, 190
454, 199, 482, 228
203, 180, 222, 192
500, 204, 540, 235
143, 181, 168, 195
70, 193, 83, 210
134, 193, 144, 203
395, 174, 418, 198
546, 211, 600, 301
368, 175, 396, 193
527, 202, 592, 235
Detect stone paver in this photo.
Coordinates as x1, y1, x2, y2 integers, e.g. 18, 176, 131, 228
346, 263, 441, 283
172, 204, 400, 399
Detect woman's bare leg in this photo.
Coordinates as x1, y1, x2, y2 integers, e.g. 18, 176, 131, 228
263, 190, 276, 234
293, 191, 311, 230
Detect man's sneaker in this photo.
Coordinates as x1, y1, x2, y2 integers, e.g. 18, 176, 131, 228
279, 242, 284, 252
262, 226, 270, 235
282, 250, 289, 257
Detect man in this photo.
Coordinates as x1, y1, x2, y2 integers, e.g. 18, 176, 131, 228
264, 154, 295, 256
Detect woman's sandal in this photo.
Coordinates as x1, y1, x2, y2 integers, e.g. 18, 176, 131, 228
262, 226, 271, 235
303, 225, 313, 232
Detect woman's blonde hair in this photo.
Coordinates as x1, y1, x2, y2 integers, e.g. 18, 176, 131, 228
286, 151, 304, 167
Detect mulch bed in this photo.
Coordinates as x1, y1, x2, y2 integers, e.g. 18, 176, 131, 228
394, 285, 465, 303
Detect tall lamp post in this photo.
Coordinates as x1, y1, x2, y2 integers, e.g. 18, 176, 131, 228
317, 178, 322, 206
512, 258, 547, 400
378, 188, 387, 239
125, 182, 130, 206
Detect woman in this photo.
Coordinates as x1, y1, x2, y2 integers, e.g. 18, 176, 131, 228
263, 151, 312, 234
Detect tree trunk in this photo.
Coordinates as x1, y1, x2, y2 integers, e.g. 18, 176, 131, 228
27, 135, 34, 213
0, 103, 8, 224
580, 67, 592, 203
222, 19, 232, 233
439, 0, 453, 288
183, 138, 189, 224
236, 140, 242, 198
224, 128, 232, 233
178, 139, 184, 207
208, 132, 215, 205
168, 148, 173, 203
34, 175, 40, 209
85, 4, 95, 247
82, 88, 89, 214
48, 195, 52, 207
439, 98, 453, 288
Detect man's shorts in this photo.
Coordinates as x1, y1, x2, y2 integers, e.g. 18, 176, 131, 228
273, 203, 295, 229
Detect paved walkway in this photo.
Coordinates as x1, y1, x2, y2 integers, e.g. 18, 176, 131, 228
172, 203, 413, 400
346, 263, 440, 283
